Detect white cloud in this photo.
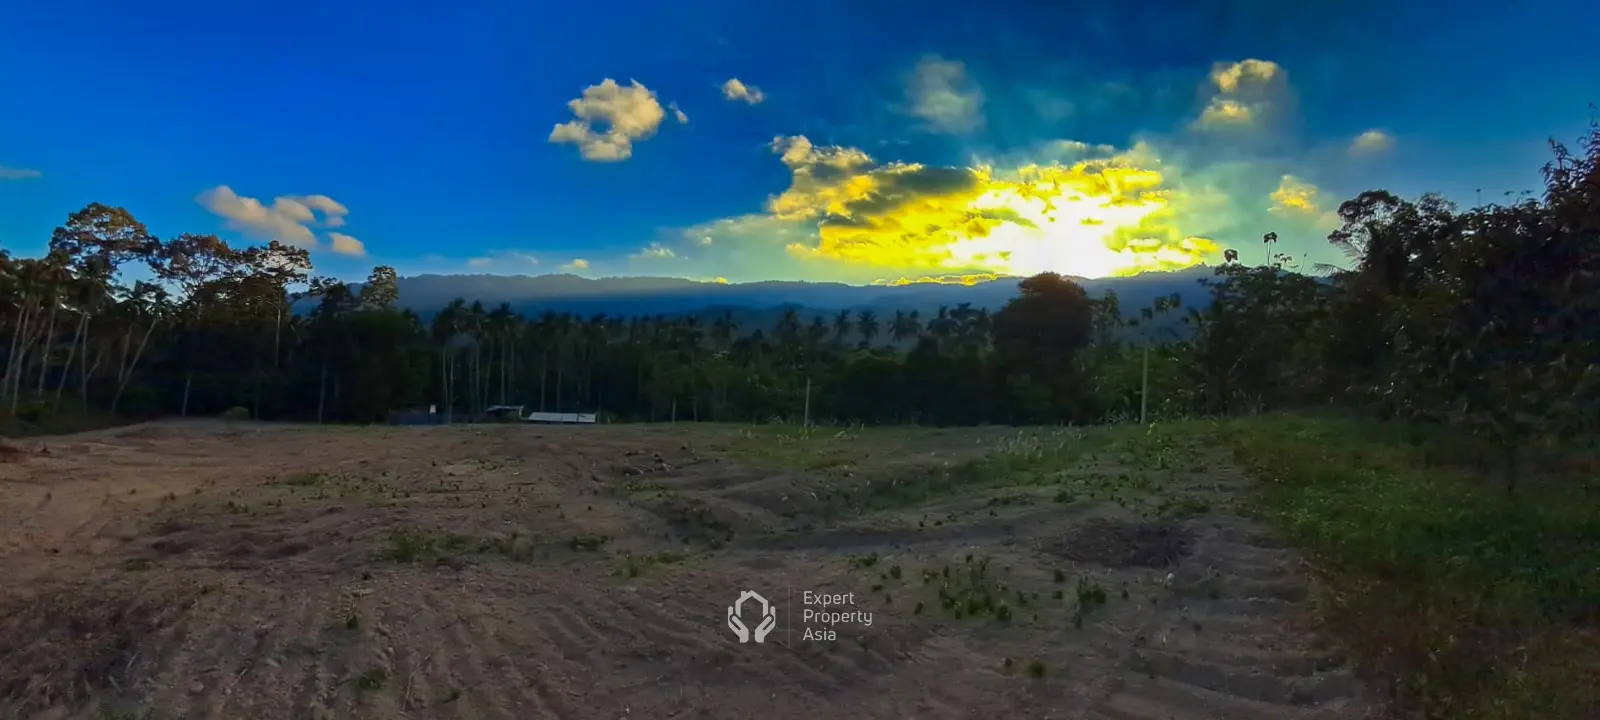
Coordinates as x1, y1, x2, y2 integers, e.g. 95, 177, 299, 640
721, 78, 765, 105
630, 242, 677, 259
466, 250, 540, 269
1350, 129, 1394, 154
548, 79, 679, 162
327, 232, 366, 256
906, 56, 985, 134
561, 258, 591, 272
196, 186, 356, 253
299, 195, 349, 226
0, 164, 41, 180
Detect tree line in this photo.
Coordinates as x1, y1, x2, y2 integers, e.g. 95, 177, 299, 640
2, 126, 1595, 489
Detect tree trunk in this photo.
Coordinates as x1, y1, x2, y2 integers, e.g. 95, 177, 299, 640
54, 312, 86, 410
6, 297, 36, 413
1, 296, 26, 405
111, 315, 159, 415
273, 304, 284, 369
79, 321, 94, 408
35, 302, 57, 394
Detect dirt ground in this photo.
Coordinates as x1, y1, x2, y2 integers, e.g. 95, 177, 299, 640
0, 420, 1378, 719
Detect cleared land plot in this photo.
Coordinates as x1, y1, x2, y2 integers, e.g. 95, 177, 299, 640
0, 420, 1375, 719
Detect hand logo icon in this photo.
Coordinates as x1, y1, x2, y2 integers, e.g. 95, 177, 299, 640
727, 604, 750, 643
727, 590, 777, 644
753, 603, 776, 643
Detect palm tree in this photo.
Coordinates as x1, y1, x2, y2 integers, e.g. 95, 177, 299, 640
856, 309, 879, 348
831, 310, 853, 346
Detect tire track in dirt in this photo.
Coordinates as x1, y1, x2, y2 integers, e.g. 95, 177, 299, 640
414, 585, 598, 720
283, 591, 343, 720
473, 613, 573, 719
1086, 519, 1372, 720
432, 591, 505, 720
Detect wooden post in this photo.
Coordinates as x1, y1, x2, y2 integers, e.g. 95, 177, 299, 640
1139, 345, 1150, 425
803, 377, 812, 427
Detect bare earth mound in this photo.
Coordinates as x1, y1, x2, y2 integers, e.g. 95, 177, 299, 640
0, 421, 1379, 719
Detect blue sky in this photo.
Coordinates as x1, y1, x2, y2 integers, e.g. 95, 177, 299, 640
2, 0, 1596, 285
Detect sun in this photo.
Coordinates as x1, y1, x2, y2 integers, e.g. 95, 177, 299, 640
941, 164, 1218, 279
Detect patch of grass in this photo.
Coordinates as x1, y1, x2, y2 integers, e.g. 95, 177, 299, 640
354, 667, 387, 691
0, 394, 129, 437
829, 429, 1106, 512
618, 550, 687, 577
383, 527, 467, 563
721, 424, 878, 470
567, 534, 610, 552
270, 470, 394, 504
847, 425, 1215, 518
919, 555, 1025, 623
383, 527, 550, 564
1071, 575, 1109, 629
1222, 413, 1600, 720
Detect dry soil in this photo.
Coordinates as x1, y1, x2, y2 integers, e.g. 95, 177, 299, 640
0, 420, 1379, 719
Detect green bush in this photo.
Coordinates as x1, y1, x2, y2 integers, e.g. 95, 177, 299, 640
220, 406, 250, 421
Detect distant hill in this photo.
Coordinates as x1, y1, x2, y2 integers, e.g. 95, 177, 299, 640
382, 267, 1215, 315
303, 266, 1226, 341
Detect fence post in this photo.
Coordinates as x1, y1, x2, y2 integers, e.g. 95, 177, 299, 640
803, 377, 812, 427
1140, 345, 1150, 425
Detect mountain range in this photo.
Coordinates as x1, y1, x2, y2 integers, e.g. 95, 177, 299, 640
320, 266, 1230, 341
376, 266, 1218, 317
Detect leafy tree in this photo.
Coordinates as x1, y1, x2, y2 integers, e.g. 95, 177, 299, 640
990, 272, 1095, 421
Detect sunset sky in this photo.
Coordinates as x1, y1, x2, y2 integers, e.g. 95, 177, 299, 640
1, 0, 1596, 285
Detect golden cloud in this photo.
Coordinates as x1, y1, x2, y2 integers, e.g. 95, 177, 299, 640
1195, 59, 1284, 129
1268, 175, 1341, 231
1269, 175, 1322, 214
1198, 99, 1254, 126
1210, 59, 1280, 94
721, 78, 765, 105
757, 135, 1221, 279
871, 273, 1005, 287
